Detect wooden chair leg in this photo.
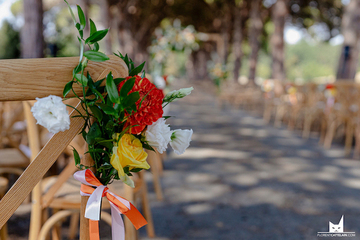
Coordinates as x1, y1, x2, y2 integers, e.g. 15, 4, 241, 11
354, 126, 360, 158
0, 224, 7, 240
51, 227, 61, 240
274, 105, 284, 128
51, 209, 62, 240
302, 114, 312, 139
263, 104, 272, 124
0, 181, 8, 240
319, 119, 327, 145
68, 212, 79, 240
324, 121, 337, 149
147, 151, 163, 201
139, 171, 155, 238
156, 151, 164, 177
345, 121, 354, 156
124, 185, 136, 240
38, 210, 74, 240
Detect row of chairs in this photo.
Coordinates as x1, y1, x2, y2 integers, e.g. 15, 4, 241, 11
0, 100, 165, 239
218, 80, 360, 157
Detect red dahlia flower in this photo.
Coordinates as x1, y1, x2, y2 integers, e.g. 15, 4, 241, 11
118, 75, 164, 134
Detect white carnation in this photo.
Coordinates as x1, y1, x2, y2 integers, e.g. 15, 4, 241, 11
163, 87, 193, 103
31, 95, 70, 134
145, 118, 172, 153
170, 129, 193, 155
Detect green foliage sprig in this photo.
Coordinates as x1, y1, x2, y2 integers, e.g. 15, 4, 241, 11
63, 1, 146, 185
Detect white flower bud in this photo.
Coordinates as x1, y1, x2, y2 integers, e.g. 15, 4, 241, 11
163, 87, 193, 103
170, 129, 193, 155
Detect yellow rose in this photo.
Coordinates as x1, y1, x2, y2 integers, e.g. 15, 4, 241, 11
110, 133, 149, 187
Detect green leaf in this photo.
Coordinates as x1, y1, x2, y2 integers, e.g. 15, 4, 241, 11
86, 148, 109, 155
86, 122, 102, 145
98, 103, 118, 116
97, 163, 113, 171
64, 0, 76, 25
85, 29, 109, 44
95, 138, 114, 149
90, 19, 97, 35
105, 120, 114, 131
114, 78, 126, 86
141, 71, 145, 78
143, 142, 155, 151
72, 147, 81, 166
84, 50, 109, 62
89, 105, 103, 122
93, 42, 99, 51
75, 73, 88, 86
130, 168, 143, 173
63, 81, 74, 97
97, 141, 113, 149
129, 62, 145, 76
75, 22, 81, 30
119, 77, 135, 98
73, 63, 82, 75
122, 92, 140, 108
105, 72, 120, 104
77, 5, 86, 30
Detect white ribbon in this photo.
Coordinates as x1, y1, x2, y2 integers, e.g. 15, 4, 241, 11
73, 170, 130, 240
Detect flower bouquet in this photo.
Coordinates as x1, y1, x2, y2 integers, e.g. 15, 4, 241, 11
30, 2, 194, 239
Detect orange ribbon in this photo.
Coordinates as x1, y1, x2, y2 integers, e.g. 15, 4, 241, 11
74, 169, 147, 240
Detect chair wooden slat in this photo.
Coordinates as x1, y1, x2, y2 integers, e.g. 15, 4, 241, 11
0, 102, 86, 228
0, 55, 127, 101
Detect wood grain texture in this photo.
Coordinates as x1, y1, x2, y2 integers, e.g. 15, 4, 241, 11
0, 55, 128, 101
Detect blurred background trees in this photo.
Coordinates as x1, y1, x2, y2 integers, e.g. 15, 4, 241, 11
3, 0, 360, 83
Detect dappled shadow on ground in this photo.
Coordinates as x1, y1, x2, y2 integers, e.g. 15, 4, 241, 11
144, 81, 360, 240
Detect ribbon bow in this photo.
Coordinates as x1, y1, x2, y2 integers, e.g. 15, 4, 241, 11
74, 169, 147, 240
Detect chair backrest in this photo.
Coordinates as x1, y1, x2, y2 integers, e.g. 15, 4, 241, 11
0, 55, 128, 228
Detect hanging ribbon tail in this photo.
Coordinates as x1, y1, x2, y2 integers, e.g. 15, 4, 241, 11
89, 220, 100, 240
110, 202, 125, 240
74, 169, 148, 240
105, 191, 147, 229
126, 202, 148, 230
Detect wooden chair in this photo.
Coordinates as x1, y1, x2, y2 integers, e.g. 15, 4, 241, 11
0, 101, 30, 169
0, 56, 154, 240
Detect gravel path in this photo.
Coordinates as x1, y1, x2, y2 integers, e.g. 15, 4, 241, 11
144, 82, 360, 240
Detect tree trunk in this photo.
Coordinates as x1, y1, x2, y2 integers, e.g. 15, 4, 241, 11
100, 0, 113, 54
221, 3, 232, 64
232, 6, 243, 82
336, 0, 360, 80
117, 4, 135, 58
271, 0, 287, 81
248, 0, 262, 83
21, 0, 44, 58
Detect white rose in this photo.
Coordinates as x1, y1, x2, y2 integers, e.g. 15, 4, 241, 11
145, 118, 172, 153
163, 87, 193, 103
31, 95, 70, 134
170, 129, 193, 155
